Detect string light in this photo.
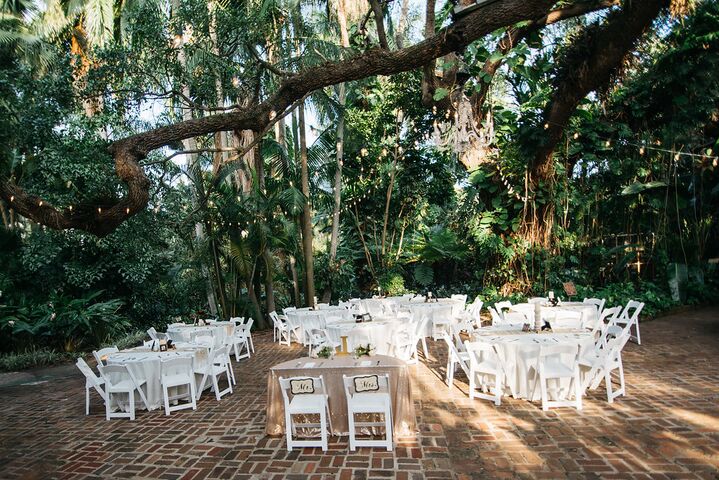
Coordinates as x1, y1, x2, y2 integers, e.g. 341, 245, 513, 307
38, 201, 43, 207
97, 207, 102, 214
573, 132, 580, 139
9, 195, 14, 202
126, 208, 130, 214
68, 205, 73, 212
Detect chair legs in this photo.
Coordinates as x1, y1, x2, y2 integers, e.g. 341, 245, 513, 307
105, 390, 137, 420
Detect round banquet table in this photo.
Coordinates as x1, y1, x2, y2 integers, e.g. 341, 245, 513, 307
325, 318, 413, 356
509, 303, 599, 330
105, 344, 210, 412
470, 329, 594, 400
285, 309, 355, 344
166, 323, 231, 345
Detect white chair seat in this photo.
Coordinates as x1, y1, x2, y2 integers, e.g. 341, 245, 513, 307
542, 360, 575, 378
162, 374, 192, 388
106, 379, 136, 391
350, 392, 391, 412
288, 394, 327, 414
474, 360, 499, 374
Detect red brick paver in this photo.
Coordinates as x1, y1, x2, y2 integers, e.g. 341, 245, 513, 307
0, 308, 718, 479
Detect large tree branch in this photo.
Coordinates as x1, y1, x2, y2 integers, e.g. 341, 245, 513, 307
1, 0, 557, 236
532, 0, 670, 179
473, 0, 622, 113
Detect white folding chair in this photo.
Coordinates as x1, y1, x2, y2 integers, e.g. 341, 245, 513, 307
530, 344, 582, 411
528, 297, 548, 304
487, 306, 505, 326
306, 328, 340, 356
431, 306, 453, 341
233, 318, 254, 360
76, 358, 106, 415
220, 324, 237, 384
465, 298, 484, 330
97, 364, 149, 420
494, 301, 512, 319
579, 328, 629, 403
464, 341, 509, 405
615, 300, 644, 344
196, 345, 233, 401
450, 294, 467, 307
160, 356, 197, 415
592, 306, 622, 339
194, 334, 214, 347
147, 327, 167, 342
343, 373, 393, 451
270, 311, 299, 346
414, 315, 430, 360
443, 334, 470, 389
583, 298, 606, 316
278, 375, 331, 451
92, 346, 119, 367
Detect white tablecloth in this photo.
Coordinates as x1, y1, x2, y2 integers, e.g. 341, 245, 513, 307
106, 345, 210, 412
285, 309, 356, 344
166, 323, 231, 345
401, 302, 460, 336
326, 319, 413, 355
469, 330, 593, 400
510, 303, 599, 330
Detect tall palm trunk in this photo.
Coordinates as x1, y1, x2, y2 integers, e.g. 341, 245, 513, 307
323, 0, 351, 302
172, 0, 219, 316
298, 100, 315, 307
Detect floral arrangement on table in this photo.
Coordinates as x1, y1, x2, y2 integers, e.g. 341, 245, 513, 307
353, 343, 376, 358
316, 346, 335, 359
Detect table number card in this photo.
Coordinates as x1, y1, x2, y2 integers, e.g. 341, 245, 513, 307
563, 281, 577, 297
353, 375, 380, 392
289, 378, 315, 395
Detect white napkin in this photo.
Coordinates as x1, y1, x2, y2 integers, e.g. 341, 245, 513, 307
359, 360, 372, 367
304, 362, 316, 368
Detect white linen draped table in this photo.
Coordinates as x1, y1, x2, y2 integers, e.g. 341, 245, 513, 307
166, 324, 230, 344
510, 303, 599, 330
265, 355, 415, 439
285, 309, 355, 344
399, 300, 462, 336
470, 329, 594, 400
105, 344, 210, 412
325, 318, 413, 355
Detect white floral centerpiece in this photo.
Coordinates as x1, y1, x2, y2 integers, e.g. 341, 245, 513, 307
353, 343, 376, 358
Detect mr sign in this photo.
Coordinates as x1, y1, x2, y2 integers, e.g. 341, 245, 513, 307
289, 378, 315, 395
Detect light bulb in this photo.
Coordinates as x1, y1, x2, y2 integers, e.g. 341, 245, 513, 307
573, 133, 579, 139
98, 207, 102, 214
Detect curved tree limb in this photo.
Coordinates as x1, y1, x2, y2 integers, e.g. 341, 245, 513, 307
1, 0, 558, 236
532, 0, 671, 179
472, 0, 622, 114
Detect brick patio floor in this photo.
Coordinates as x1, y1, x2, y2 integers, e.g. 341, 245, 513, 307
0, 307, 718, 479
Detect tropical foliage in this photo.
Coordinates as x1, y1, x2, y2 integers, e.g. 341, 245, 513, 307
0, 0, 718, 367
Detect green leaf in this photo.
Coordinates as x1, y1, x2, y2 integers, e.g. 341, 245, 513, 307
433, 88, 449, 101
621, 181, 668, 195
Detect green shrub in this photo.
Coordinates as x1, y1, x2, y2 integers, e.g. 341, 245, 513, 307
1, 290, 130, 353
0, 348, 79, 372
